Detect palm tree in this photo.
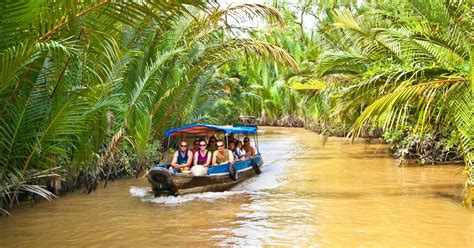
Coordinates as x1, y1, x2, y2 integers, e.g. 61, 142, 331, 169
0, 0, 210, 215
316, 0, 472, 206
0, 1, 299, 214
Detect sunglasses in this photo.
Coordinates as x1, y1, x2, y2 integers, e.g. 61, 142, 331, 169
180, 145, 187, 147
217, 145, 224, 148
199, 144, 206, 147
210, 140, 216, 143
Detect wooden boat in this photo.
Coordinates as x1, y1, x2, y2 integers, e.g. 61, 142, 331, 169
147, 123, 264, 196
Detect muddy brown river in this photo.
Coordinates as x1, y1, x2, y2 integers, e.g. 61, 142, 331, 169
1, 127, 472, 247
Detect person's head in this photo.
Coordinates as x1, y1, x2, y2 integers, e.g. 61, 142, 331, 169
235, 140, 242, 148
193, 139, 199, 149
228, 141, 235, 150
208, 136, 217, 147
198, 139, 207, 151
179, 140, 188, 151
243, 137, 250, 145
216, 140, 225, 151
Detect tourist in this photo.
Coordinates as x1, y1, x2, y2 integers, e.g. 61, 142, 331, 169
194, 139, 211, 167
234, 140, 246, 161
228, 141, 238, 161
169, 140, 193, 173
191, 139, 200, 154
226, 133, 236, 147
208, 136, 218, 153
212, 140, 234, 165
242, 136, 255, 159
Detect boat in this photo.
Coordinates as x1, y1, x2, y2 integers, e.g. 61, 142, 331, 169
234, 115, 257, 127
147, 123, 264, 196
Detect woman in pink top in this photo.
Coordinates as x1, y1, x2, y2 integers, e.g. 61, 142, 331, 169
194, 139, 211, 168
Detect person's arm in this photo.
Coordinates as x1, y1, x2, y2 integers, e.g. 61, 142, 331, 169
238, 148, 246, 160
171, 152, 179, 168
228, 150, 234, 163
251, 146, 256, 158
212, 152, 217, 165
204, 152, 211, 167
185, 150, 193, 167
232, 151, 239, 162
193, 151, 199, 166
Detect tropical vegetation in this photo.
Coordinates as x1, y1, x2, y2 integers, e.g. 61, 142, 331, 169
205, 0, 473, 206
0, 0, 472, 215
0, 1, 297, 215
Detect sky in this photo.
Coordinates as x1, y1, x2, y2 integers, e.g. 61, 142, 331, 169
217, 0, 265, 8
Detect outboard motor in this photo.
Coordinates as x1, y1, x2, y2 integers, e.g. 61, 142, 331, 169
147, 167, 176, 197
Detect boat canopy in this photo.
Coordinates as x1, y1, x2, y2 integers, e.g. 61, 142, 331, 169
164, 123, 257, 137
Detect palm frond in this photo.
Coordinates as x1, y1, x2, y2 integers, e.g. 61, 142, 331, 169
350, 78, 469, 138
216, 3, 285, 27
0, 0, 41, 50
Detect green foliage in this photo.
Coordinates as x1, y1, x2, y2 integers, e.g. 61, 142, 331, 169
1, 0, 472, 212
219, 0, 472, 206
0, 1, 298, 214
383, 130, 463, 165
312, 0, 472, 205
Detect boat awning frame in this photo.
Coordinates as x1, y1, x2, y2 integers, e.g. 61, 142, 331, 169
164, 123, 257, 137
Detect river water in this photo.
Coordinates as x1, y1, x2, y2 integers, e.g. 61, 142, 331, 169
1, 127, 472, 247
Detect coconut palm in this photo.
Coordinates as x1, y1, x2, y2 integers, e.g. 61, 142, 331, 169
0, 1, 299, 214
0, 0, 211, 215
316, 0, 472, 206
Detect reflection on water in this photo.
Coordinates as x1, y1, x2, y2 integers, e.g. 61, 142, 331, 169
0, 127, 472, 247
215, 192, 318, 247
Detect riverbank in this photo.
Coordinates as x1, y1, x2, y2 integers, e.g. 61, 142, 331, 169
255, 121, 465, 166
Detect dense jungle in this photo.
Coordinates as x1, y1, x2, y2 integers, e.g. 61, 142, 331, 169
0, 0, 472, 217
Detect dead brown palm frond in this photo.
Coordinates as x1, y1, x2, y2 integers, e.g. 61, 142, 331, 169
2, 169, 58, 210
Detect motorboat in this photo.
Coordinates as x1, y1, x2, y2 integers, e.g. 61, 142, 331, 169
147, 123, 263, 196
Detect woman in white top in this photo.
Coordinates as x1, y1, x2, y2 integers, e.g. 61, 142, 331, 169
233, 140, 246, 161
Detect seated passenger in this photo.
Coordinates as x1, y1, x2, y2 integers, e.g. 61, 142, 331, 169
169, 141, 193, 173
228, 141, 238, 161
191, 139, 200, 154
212, 140, 234, 165
226, 133, 236, 146
234, 140, 246, 161
207, 136, 218, 153
242, 136, 256, 159
194, 139, 211, 167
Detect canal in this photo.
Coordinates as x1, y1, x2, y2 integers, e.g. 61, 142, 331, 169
1, 127, 472, 247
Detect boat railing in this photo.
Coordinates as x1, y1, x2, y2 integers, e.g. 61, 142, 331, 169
153, 154, 263, 176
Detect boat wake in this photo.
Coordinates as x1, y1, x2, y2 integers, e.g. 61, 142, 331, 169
129, 187, 245, 204
231, 160, 287, 192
